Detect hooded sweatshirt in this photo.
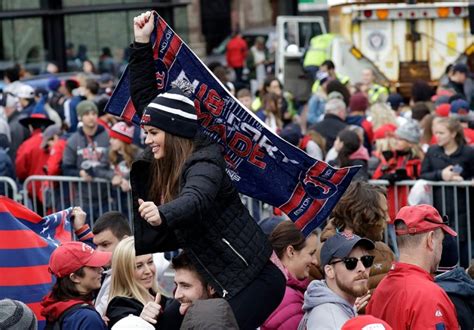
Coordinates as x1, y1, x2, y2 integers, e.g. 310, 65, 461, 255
298, 280, 356, 330
40, 293, 106, 330
435, 267, 474, 330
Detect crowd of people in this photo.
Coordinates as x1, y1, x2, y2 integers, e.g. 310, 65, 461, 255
0, 9, 474, 330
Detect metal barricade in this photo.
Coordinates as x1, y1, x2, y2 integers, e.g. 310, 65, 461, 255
0, 176, 20, 201
369, 179, 473, 266
22, 175, 133, 228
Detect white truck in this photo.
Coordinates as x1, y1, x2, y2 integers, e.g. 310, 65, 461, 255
330, 0, 474, 96
276, 1, 474, 98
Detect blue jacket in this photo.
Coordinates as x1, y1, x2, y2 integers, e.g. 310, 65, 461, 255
435, 267, 474, 330
62, 308, 107, 330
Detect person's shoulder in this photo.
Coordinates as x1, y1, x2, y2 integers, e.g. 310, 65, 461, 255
306, 303, 350, 329
188, 134, 224, 166
63, 306, 106, 329
108, 295, 142, 308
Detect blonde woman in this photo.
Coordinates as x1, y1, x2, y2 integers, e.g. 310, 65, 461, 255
105, 237, 174, 328
369, 102, 398, 131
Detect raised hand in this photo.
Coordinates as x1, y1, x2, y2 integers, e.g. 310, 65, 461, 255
133, 11, 154, 43
139, 293, 161, 324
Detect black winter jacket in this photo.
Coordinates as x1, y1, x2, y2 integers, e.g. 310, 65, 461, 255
129, 42, 273, 299
309, 114, 347, 152
420, 144, 474, 248
420, 144, 474, 181
105, 295, 180, 329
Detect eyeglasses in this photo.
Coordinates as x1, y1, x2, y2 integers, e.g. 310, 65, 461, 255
329, 255, 375, 271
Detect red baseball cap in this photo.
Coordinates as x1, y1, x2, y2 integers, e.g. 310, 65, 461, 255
342, 315, 392, 330
394, 204, 457, 237
49, 242, 111, 278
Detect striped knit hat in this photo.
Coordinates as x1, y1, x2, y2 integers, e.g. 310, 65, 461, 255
141, 88, 197, 139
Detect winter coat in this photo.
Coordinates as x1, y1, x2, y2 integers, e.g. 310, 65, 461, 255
62, 125, 110, 177
348, 146, 370, 181
262, 269, 309, 330
226, 36, 248, 68
15, 129, 50, 202
41, 294, 107, 330
435, 267, 474, 330
309, 114, 347, 152
128, 42, 273, 299
373, 150, 422, 220
421, 144, 474, 245
105, 295, 176, 329
307, 94, 326, 126
62, 125, 110, 207
7, 110, 30, 163
180, 298, 239, 330
298, 280, 357, 330
45, 138, 67, 175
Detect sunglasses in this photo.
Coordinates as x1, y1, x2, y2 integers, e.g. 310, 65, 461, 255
329, 255, 375, 271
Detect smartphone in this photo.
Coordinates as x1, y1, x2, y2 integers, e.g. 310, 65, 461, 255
452, 164, 463, 174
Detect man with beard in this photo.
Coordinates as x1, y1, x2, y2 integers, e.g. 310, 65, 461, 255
366, 205, 459, 329
298, 232, 375, 329
172, 251, 218, 316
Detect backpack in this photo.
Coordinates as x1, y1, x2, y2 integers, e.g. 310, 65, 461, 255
44, 303, 96, 330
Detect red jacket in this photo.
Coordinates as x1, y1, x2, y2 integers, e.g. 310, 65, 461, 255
367, 262, 459, 330
15, 129, 50, 201
45, 139, 67, 175
262, 269, 309, 330
373, 151, 421, 220
226, 36, 248, 68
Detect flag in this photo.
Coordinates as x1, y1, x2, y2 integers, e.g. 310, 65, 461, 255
105, 12, 360, 235
0, 196, 73, 329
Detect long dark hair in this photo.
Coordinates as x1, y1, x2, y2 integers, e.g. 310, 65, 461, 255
149, 132, 194, 204
336, 129, 360, 167
51, 267, 93, 302
269, 221, 308, 259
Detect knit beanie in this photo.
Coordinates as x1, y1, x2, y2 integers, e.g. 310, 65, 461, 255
395, 120, 421, 144
141, 87, 197, 139
76, 100, 99, 119
110, 121, 135, 144
349, 93, 369, 112
0, 299, 37, 330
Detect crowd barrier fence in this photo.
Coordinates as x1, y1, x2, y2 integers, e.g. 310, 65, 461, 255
369, 179, 472, 266
6, 175, 473, 265
0, 176, 20, 201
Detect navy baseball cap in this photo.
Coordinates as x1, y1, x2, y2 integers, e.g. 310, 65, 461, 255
321, 232, 375, 268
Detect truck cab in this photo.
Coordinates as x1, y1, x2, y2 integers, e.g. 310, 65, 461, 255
275, 16, 327, 103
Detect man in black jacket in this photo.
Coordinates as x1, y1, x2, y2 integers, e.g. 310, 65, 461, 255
309, 98, 348, 152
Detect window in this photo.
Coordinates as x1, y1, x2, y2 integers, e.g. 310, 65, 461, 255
0, 18, 44, 73
64, 10, 143, 72
0, 0, 40, 11
62, 0, 152, 7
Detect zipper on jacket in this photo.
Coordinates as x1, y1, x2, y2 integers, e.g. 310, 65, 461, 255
188, 248, 229, 298
222, 238, 249, 267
